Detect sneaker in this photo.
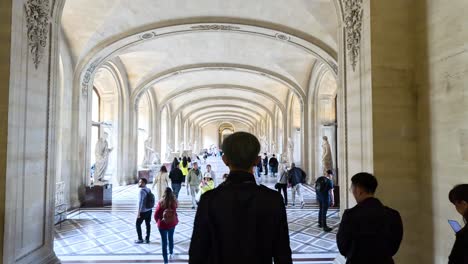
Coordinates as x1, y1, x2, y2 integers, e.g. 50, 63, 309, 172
169, 254, 174, 259
301, 202, 305, 209
145, 239, 150, 244
323, 226, 333, 232
134, 239, 144, 244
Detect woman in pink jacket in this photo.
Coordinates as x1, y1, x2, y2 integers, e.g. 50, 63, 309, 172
154, 187, 179, 264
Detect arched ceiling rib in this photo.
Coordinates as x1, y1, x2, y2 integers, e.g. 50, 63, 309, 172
190, 111, 259, 126
173, 100, 268, 121
62, 1, 338, 66
183, 105, 264, 123
200, 116, 256, 128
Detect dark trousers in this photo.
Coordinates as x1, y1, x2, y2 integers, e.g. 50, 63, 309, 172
172, 183, 182, 199
317, 196, 329, 227
276, 183, 288, 205
159, 227, 175, 263
263, 164, 268, 175
136, 210, 152, 240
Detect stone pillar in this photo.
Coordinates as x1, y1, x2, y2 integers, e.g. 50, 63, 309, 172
1, 0, 61, 263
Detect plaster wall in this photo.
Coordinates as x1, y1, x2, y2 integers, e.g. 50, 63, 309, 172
416, 0, 468, 263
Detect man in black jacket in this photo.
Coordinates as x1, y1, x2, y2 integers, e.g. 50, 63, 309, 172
168, 163, 184, 199
189, 132, 292, 264
337, 172, 403, 264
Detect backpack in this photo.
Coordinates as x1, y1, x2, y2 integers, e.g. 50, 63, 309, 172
162, 208, 176, 224
315, 176, 330, 194
143, 189, 155, 209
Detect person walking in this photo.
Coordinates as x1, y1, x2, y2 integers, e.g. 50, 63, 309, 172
154, 187, 179, 264
199, 173, 215, 196
171, 157, 179, 171
135, 178, 154, 244
275, 164, 288, 206
189, 132, 292, 264
186, 162, 202, 209
448, 184, 468, 264
337, 172, 403, 264
315, 169, 335, 232
152, 165, 171, 200
169, 163, 184, 199
180, 157, 189, 182
263, 153, 269, 176
205, 164, 216, 185
288, 163, 306, 208
269, 154, 279, 177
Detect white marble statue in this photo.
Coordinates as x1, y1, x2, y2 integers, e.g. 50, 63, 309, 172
322, 136, 333, 175
259, 135, 267, 153
193, 140, 198, 153
165, 143, 173, 162
280, 151, 289, 165
142, 137, 154, 168
179, 142, 184, 152
287, 137, 294, 164
153, 151, 161, 165
270, 141, 277, 154
94, 132, 113, 182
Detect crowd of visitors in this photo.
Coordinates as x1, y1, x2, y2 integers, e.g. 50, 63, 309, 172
133, 132, 467, 264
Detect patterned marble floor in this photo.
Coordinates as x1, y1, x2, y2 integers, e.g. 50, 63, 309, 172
55, 157, 340, 263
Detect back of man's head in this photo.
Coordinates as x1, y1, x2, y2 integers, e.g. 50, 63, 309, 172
291, 163, 296, 168
351, 172, 378, 194
222, 132, 260, 170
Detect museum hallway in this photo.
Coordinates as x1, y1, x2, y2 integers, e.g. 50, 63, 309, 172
55, 158, 340, 264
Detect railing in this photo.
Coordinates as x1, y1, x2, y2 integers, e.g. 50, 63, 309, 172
55, 181, 67, 227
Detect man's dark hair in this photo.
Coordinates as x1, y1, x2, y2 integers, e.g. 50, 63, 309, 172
140, 178, 148, 185
222, 132, 260, 170
326, 169, 333, 175
351, 172, 378, 194
264, 153, 267, 155
272, 154, 276, 157
449, 184, 468, 222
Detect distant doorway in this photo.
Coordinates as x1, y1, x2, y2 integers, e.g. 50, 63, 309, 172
218, 123, 235, 148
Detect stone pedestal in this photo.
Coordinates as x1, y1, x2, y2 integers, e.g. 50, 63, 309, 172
83, 184, 112, 207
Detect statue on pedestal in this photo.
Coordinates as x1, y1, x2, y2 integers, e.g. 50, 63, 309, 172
142, 137, 154, 168
179, 142, 185, 152
165, 143, 173, 162
270, 141, 277, 154
287, 137, 294, 164
95, 132, 113, 182
259, 135, 267, 153
322, 136, 333, 175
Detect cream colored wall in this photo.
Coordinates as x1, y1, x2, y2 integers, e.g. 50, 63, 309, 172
416, 0, 468, 263
202, 123, 219, 149
0, 0, 11, 260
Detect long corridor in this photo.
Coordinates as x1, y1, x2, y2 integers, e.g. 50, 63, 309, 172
54, 157, 340, 263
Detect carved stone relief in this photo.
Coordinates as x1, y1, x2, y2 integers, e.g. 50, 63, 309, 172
25, 0, 50, 69
343, 0, 363, 71
191, 24, 240, 31
81, 59, 100, 96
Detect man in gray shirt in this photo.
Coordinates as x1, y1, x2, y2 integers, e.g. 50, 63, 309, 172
135, 178, 152, 244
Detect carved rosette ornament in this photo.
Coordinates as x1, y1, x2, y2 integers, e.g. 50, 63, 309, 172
25, 0, 50, 69
344, 0, 363, 71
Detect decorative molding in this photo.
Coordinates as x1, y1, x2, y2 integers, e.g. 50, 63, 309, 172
140, 32, 156, 40
25, 0, 50, 69
275, 33, 290, 41
328, 60, 338, 74
81, 59, 101, 97
343, 0, 363, 71
190, 24, 240, 31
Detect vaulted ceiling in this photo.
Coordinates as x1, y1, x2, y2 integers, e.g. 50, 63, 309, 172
61, 0, 339, 129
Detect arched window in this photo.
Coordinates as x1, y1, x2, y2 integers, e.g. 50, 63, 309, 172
90, 88, 100, 166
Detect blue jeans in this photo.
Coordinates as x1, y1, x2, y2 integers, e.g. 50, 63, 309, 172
172, 183, 182, 199
159, 227, 175, 263
317, 195, 330, 227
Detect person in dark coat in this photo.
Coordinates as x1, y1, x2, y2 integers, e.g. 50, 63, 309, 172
168, 163, 184, 199
448, 184, 468, 264
269, 154, 279, 177
262, 153, 269, 176
336, 172, 403, 264
189, 132, 292, 264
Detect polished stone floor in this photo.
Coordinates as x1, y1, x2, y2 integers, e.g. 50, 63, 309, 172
55, 157, 340, 263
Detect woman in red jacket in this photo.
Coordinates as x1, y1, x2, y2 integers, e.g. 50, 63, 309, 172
154, 187, 179, 264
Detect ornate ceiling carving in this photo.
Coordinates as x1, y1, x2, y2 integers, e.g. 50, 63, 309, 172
25, 0, 50, 69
